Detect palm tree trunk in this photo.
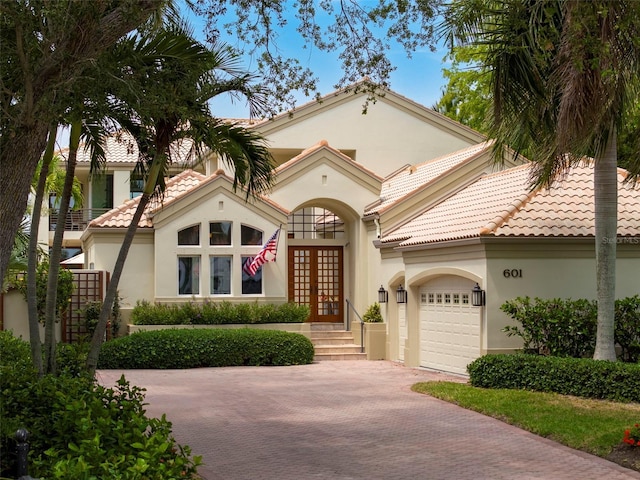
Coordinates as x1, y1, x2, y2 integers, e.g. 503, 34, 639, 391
593, 126, 618, 361
43, 120, 81, 374
86, 155, 166, 374
27, 125, 57, 376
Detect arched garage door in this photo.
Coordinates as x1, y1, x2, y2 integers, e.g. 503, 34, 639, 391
419, 276, 481, 375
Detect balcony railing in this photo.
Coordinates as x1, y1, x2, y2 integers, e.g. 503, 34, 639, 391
49, 208, 109, 231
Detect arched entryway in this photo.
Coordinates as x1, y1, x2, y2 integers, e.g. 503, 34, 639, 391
287, 206, 346, 322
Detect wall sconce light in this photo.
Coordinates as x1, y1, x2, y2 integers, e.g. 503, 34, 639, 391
471, 283, 486, 307
396, 285, 407, 304
378, 285, 388, 303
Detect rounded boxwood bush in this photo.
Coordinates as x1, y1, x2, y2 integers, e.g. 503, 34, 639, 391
98, 328, 315, 369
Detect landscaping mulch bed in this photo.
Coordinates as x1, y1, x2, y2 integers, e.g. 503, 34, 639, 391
606, 444, 640, 472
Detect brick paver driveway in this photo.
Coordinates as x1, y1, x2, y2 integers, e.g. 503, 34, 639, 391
97, 361, 639, 480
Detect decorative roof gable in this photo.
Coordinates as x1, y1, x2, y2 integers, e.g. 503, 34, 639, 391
251, 82, 485, 146
273, 139, 383, 194
365, 141, 493, 216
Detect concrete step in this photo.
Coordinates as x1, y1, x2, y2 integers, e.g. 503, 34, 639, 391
313, 345, 364, 355
313, 353, 367, 362
308, 326, 365, 360
309, 322, 345, 331
310, 336, 355, 346
310, 330, 355, 344
314, 352, 367, 361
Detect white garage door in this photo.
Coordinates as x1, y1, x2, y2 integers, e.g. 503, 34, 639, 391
419, 276, 480, 375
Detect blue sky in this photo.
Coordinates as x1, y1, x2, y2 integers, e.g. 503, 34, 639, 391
186, 5, 450, 119
57, 5, 449, 147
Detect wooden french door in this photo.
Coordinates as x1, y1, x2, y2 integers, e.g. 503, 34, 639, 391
288, 246, 343, 322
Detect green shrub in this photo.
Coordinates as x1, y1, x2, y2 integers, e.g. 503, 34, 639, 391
98, 328, 315, 369
55, 341, 90, 377
363, 303, 383, 322
467, 354, 640, 403
501, 297, 597, 358
15, 261, 74, 323
615, 295, 640, 363
131, 300, 182, 325
131, 300, 310, 325
501, 296, 640, 362
0, 332, 200, 479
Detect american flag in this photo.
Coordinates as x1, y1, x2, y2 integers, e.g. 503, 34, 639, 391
243, 228, 280, 277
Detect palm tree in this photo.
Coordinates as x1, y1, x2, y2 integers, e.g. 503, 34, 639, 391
0, 0, 168, 287
443, 0, 640, 361
26, 127, 65, 375
85, 26, 274, 373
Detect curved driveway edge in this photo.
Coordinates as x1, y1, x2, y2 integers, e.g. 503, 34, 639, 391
97, 361, 640, 480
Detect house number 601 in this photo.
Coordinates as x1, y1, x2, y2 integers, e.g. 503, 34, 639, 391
503, 269, 523, 278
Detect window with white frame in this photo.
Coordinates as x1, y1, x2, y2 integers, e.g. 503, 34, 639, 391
178, 256, 200, 295
176, 221, 269, 296
210, 256, 232, 294
178, 225, 200, 246
241, 255, 262, 294
241, 225, 263, 245
210, 221, 232, 245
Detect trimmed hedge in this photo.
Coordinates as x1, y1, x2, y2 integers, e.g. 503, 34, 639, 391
467, 354, 640, 403
98, 328, 315, 369
131, 300, 310, 325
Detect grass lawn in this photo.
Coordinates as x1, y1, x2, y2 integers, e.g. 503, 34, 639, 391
412, 381, 640, 472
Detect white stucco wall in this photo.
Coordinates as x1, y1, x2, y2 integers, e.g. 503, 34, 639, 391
153, 189, 287, 302
259, 96, 480, 177
381, 239, 640, 364
2, 290, 61, 342
84, 232, 155, 312
486, 241, 640, 353
112, 169, 133, 206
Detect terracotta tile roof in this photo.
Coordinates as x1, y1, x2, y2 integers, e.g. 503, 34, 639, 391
88, 170, 207, 228
88, 168, 289, 229
492, 164, 640, 238
58, 131, 197, 166
383, 163, 640, 246
365, 141, 492, 215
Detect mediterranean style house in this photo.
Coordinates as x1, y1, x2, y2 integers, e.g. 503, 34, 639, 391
5, 85, 640, 375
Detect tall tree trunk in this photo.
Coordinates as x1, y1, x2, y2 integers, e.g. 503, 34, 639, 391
86, 155, 165, 374
27, 125, 58, 376
43, 121, 81, 375
0, 123, 49, 284
593, 126, 618, 361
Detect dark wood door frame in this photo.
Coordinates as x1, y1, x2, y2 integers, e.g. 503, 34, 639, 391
288, 246, 343, 322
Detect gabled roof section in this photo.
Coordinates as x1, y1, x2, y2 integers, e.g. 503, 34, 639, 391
150, 169, 289, 222
365, 141, 493, 216
277, 139, 381, 179
87, 170, 207, 229
274, 139, 383, 193
251, 82, 485, 145
383, 162, 640, 247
